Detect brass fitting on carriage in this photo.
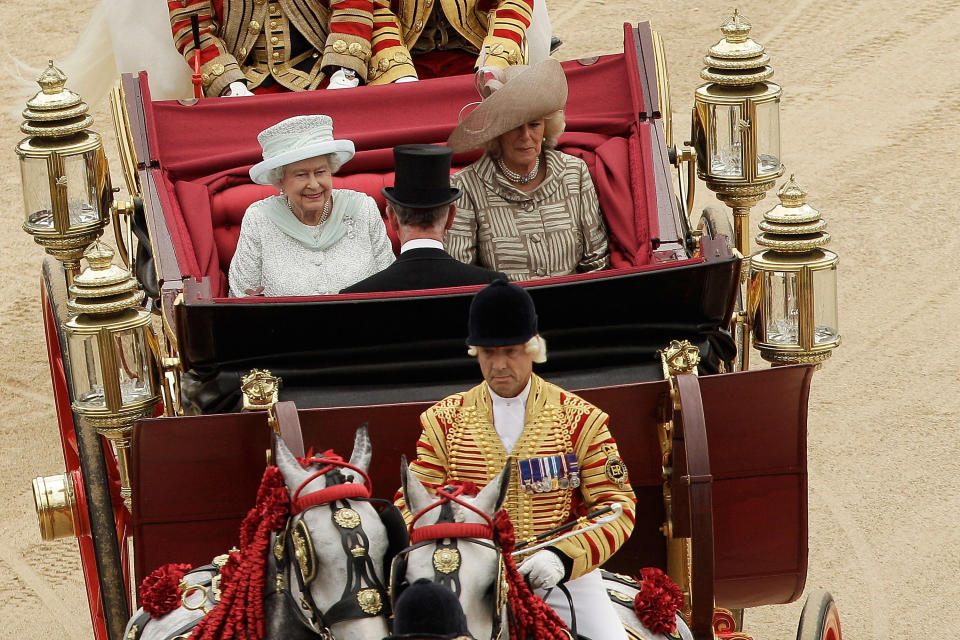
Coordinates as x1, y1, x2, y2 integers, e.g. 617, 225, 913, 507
671, 145, 698, 224
242, 369, 283, 414
241, 370, 283, 467
32, 472, 84, 541
656, 340, 701, 622
142, 310, 184, 418
110, 199, 136, 269
161, 356, 183, 417
731, 308, 751, 372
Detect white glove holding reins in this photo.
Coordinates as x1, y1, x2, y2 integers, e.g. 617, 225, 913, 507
517, 549, 565, 590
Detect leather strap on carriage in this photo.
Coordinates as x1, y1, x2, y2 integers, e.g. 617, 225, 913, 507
674, 373, 715, 640
272, 401, 306, 458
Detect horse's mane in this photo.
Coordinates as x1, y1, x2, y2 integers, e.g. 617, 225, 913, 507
192, 465, 290, 640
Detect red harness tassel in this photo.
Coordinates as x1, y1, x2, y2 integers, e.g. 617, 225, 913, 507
191, 465, 290, 640
632, 567, 683, 634
493, 510, 570, 640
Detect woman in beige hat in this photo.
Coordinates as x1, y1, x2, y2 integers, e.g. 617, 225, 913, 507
444, 59, 609, 281
229, 114, 395, 296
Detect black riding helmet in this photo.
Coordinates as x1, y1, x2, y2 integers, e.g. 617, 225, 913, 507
384, 579, 474, 640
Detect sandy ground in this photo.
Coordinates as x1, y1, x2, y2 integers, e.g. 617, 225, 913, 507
0, 1, 957, 638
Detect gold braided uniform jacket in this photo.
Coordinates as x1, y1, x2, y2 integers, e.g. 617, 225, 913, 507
169, 0, 331, 96
170, 0, 530, 93
397, 374, 636, 580
326, 0, 534, 85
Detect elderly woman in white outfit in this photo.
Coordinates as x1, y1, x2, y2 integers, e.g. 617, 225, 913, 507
228, 115, 395, 297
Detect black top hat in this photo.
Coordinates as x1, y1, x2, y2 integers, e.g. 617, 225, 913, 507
466, 279, 538, 347
384, 580, 474, 640
382, 144, 462, 208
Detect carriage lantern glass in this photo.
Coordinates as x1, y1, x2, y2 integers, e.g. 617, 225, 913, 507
62, 243, 160, 508
15, 61, 110, 281
749, 176, 841, 366
693, 10, 784, 256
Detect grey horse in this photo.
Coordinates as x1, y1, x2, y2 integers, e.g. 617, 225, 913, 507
125, 427, 391, 640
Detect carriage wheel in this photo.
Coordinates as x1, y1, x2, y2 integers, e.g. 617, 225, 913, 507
697, 206, 735, 249
796, 590, 842, 640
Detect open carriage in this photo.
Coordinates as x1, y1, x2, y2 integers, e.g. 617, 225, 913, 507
22, 14, 842, 640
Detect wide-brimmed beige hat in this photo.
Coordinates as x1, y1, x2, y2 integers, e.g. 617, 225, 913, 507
249, 114, 355, 185
447, 59, 568, 154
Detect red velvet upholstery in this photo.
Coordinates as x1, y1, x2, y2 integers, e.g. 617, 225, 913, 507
142, 48, 661, 296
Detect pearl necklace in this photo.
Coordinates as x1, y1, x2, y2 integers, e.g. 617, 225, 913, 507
496, 155, 540, 184
288, 193, 332, 225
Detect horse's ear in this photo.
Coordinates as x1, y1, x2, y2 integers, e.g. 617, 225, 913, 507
274, 433, 308, 493
475, 460, 512, 516
401, 455, 433, 518
348, 423, 372, 474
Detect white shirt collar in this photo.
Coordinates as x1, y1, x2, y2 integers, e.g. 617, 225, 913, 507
400, 238, 444, 253
488, 377, 532, 406
488, 378, 531, 453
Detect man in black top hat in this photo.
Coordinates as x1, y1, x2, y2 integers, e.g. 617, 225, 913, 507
384, 579, 473, 640
341, 145, 505, 294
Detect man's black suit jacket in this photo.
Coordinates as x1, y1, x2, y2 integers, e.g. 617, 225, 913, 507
340, 247, 506, 293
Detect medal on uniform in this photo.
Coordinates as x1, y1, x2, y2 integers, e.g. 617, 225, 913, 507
518, 458, 534, 494
531, 457, 544, 493
548, 456, 560, 490
540, 457, 557, 491
603, 444, 629, 489
557, 454, 569, 489
566, 453, 581, 488
539, 458, 552, 492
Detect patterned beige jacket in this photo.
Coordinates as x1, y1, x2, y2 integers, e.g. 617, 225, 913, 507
445, 149, 610, 281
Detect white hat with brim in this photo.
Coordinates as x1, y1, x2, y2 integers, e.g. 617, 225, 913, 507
249, 114, 356, 185
446, 59, 568, 154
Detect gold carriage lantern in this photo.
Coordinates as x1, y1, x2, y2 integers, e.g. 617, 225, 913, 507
749, 176, 840, 365
693, 10, 784, 256
15, 61, 111, 282
62, 243, 160, 509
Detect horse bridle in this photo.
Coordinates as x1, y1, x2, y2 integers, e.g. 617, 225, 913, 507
390, 485, 508, 640
272, 455, 393, 638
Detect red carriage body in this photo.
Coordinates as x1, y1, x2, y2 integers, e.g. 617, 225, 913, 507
33, 21, 831, 640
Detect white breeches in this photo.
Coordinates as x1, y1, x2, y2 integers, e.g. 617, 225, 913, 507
536, 568, 628, 640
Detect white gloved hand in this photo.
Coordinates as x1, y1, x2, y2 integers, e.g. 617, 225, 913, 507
517, 550, 565, 590
222, 81, 254, 97
328, 67, 360, 89
393, 76, 419, 83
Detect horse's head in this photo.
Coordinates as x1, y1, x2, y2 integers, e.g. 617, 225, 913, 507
274, 427, 390, 640
396, 460, 511, 640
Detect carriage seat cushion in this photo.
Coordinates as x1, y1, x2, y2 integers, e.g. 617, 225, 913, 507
210, 173, 401, 277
